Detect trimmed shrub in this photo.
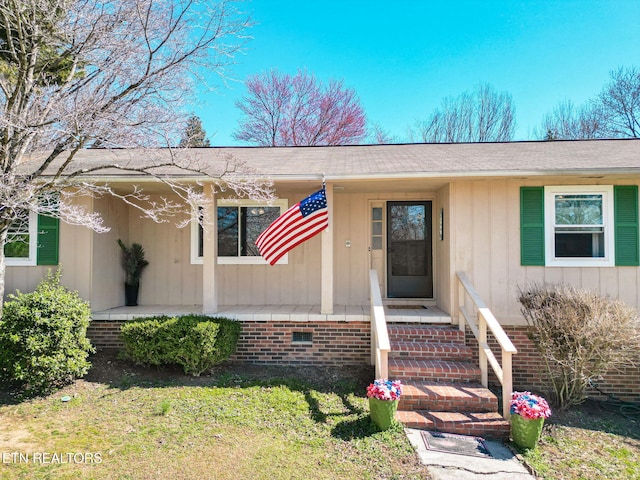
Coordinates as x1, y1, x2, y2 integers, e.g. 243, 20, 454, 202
518, 282, 640, 410
120, 315, 241, 376
0, 270, 94, 395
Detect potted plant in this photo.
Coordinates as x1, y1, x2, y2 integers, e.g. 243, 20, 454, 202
117, 239, 149, 306
366, 379, 403, 431
509, 391, 552, 449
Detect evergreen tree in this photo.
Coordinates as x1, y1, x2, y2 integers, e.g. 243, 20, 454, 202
179, 115, 211, 147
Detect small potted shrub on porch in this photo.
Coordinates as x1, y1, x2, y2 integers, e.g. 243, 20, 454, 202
366, 379, 403, 431
117, 239, 149, 306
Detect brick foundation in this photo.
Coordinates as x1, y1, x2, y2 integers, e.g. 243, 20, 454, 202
87, 320, 125, 350
465, 326, 640, 403
231, 321, 371, 365
88, 319, 639, 401
88, 319, 371, 366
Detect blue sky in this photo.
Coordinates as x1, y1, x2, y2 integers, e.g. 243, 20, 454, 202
194, 1, 640, 145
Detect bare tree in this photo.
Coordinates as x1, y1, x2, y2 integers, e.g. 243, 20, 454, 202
368, 122, 399, 144
537, 66, 640, 140
410, 83, 516, 143
233, 69, 367, 146
536, 100, 604, 140
598, 66, 640, 138
0, 0, 272, 306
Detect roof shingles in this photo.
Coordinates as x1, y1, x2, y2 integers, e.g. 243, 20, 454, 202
29, 139, 640, 180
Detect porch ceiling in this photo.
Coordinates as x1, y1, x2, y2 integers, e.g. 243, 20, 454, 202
274, 178, 450, 194
335, 178, 449, 193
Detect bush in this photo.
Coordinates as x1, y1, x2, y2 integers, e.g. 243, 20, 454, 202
120, 315, 241, 376
0, 270, 94, 395
518, 282, 640, 410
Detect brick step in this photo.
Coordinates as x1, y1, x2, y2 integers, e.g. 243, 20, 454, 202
387, 324, 465, 344
390, 341, 473, 362
396, 410, 510, 439
398, 381, 498, 413
389, 358, 481, 383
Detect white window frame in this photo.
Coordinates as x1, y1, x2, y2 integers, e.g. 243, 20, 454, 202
5, 211, 38, 267
191, 199, 289, 265
190, 206, 205, 265
544, 185, 615, 267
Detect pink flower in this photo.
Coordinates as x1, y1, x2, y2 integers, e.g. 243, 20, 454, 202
510, 391, 552, 419
367, 379, 403, 400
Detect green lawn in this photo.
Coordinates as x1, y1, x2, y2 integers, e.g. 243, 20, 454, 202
516, 399, 640, 479
2, 353, 638, 480
0, 354, 429, 480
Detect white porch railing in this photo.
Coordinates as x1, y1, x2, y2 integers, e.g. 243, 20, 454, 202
456, 271, 518, 418
370, 269, 390, 379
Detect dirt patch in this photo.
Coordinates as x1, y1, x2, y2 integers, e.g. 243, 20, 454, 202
85, 350, 375, 390
0, 422, 36, 452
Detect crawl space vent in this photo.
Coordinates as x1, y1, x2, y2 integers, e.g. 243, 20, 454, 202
292, 331, 313, 343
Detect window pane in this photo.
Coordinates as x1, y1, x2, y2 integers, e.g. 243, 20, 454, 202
555, 194, 603, 225
242, 207, 280, 256
4, 234, 30, 258
372, 207, 382, 221
555, 232, 605, 258
217, 207, 238, 256
5, 216, 30, 258
372, 236, 382, 250
390, 205, 425, 240
197, 207, 204, 258
372, 222, 382, 235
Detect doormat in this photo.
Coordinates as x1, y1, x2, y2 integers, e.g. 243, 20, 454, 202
386, 305, 428, 309
421, 431, 493, 458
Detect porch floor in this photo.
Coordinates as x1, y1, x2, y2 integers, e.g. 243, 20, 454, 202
92, 304, 451, 323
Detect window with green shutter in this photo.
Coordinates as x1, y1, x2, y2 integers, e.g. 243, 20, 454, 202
4, 212, 59, 266
520, 185, 639, 267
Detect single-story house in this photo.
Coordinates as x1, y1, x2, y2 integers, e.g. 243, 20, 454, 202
6, 139, 640, 425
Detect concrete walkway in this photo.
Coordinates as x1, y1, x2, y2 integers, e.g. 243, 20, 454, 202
405, 429, 535, 480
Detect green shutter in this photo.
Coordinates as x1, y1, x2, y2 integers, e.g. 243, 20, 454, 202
520, 187, 545, 266
37, 214, 59, 265
614, 185, 639, 266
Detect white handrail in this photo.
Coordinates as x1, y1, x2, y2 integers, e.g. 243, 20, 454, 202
456, 271, 517, 418
369, 269, 390, 379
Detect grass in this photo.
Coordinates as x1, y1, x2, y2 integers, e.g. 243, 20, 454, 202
2, 354, 639, 480
515, 399, 640, 479
0, 355, 429, 480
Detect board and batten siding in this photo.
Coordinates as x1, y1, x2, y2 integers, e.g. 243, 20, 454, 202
450, 178, 640, 325
435, 184, 452, 315
128, 195, 202, 306
216, 189, 322, 306
334, 192, 370, 306
90, 195, 129, 311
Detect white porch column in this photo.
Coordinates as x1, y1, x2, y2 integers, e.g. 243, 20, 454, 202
321, 182, 334, 314
202, 184, 218, 314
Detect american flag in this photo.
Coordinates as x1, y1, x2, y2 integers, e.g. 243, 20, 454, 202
255, 187, 329, 265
